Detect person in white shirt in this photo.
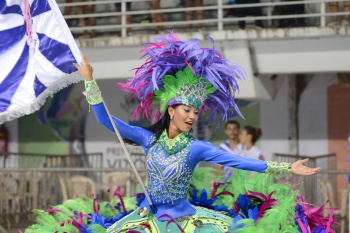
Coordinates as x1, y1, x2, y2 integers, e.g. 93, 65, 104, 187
240, 125, 265, 161
219, 120, 245, 181
219, 120, 245, 154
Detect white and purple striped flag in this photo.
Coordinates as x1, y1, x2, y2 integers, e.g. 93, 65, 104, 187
0, 0, 82, 124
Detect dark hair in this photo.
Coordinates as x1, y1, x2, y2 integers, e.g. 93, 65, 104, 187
243, 125, 262, 144
225, 120, 240, 129
146, 107, 172, 140
123, 105, 180, 145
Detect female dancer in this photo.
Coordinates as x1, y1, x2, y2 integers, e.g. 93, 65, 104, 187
74, 33, 319, 233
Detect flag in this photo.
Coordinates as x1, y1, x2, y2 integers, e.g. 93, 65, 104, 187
0, 0, 82, 124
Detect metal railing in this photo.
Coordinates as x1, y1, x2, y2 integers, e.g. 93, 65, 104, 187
56, 0, 350, 37
0, 167, 147, 231
273, 153, 338, 206
0, 152, 103, 169
0, 167, 348, 232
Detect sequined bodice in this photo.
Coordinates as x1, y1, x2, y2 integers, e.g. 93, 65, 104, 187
146, 131, 195, 205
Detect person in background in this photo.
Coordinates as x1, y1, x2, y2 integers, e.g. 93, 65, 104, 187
284, 0, 306, 27
235, 0, 263, 29
219, 120, 245, 155
224, 0, 236, 18
219, 120, 245, 181
77, 0, 96, 38
115, 2, 132, 35
63, 0, 74, 26
240, 125, 265, 160
63, 0, 96, 38
328, 1, 350, 26
185, 0, 204, 31
150, 0, 164, 34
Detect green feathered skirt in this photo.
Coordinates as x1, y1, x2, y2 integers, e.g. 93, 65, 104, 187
24, 169, 313, 233
107, 206, 231, 233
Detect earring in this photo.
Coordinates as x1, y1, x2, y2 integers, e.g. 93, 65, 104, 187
170, 115, 173, 120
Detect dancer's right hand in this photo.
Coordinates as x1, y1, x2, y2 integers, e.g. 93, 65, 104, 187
291, 158, 320, 175
74, 54, 93, 81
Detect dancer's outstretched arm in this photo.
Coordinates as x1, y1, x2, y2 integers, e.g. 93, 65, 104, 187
193, 140, 320, 176
75, 54, 153, 149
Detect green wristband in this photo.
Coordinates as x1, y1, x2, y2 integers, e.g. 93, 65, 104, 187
83, 79, 103, 105
265, 161, 292, 175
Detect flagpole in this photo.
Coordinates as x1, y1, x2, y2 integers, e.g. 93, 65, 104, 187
102, 101, 157, 214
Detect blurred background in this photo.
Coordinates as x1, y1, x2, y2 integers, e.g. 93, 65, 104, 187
1, 0, 349, 232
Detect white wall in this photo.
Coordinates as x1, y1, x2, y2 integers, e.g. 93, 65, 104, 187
260, 73, 338, 160
298, 73, 337, 156
260, 76, 289, 161
253, 38, 350, 74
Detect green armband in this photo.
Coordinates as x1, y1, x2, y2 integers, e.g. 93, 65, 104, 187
83, 79, 103, 105
265, 161, 291, 175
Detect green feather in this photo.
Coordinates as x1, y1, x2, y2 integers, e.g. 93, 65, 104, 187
153, 66, 217, 112
228, 170, 301, 232
25, 209, 79, 233
190, 167, 218, 197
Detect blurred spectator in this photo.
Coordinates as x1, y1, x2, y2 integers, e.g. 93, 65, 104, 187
178, 0, 185, 7
185, 0, 204, 31
219, 120, 245, 182
150, 0, 164, 34
115, 2, 132, 35
219, 120, 244, 155
63, 0, 74, 26
224, 0, 236, 18
328, 1, 350, 26
240, 125, 265, 160
235, 0, 263, 29
284, 0, 306, 27
270, 4, 285, 28
76, 0, 96, 38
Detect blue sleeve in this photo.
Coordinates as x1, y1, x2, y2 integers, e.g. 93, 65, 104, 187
90, 103, 153, 150
191, 140, 267, 173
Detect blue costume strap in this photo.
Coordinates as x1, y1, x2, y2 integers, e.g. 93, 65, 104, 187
191, 140, 268, 173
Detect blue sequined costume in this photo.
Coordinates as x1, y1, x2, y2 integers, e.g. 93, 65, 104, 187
89, 100, 289, 233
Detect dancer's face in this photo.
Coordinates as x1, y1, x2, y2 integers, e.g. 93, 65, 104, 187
168, 105, 199, 133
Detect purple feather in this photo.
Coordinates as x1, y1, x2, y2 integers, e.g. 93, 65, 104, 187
119, 32, 246, 126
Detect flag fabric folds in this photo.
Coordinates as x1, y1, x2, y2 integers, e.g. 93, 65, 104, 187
0, 0, 82, 124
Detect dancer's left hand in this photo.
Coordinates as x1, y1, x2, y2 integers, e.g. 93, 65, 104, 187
291, 158, 320, 175
75, 54, 93, 81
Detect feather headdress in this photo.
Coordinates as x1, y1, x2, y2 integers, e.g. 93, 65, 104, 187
120, 32, 246, 126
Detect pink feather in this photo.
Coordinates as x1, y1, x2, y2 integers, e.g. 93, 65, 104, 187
296, 195, 340, 232
211, 181, 234, 199
248, 191, 277, 218
296, 218, 311, 233
293, 179, 302, 191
